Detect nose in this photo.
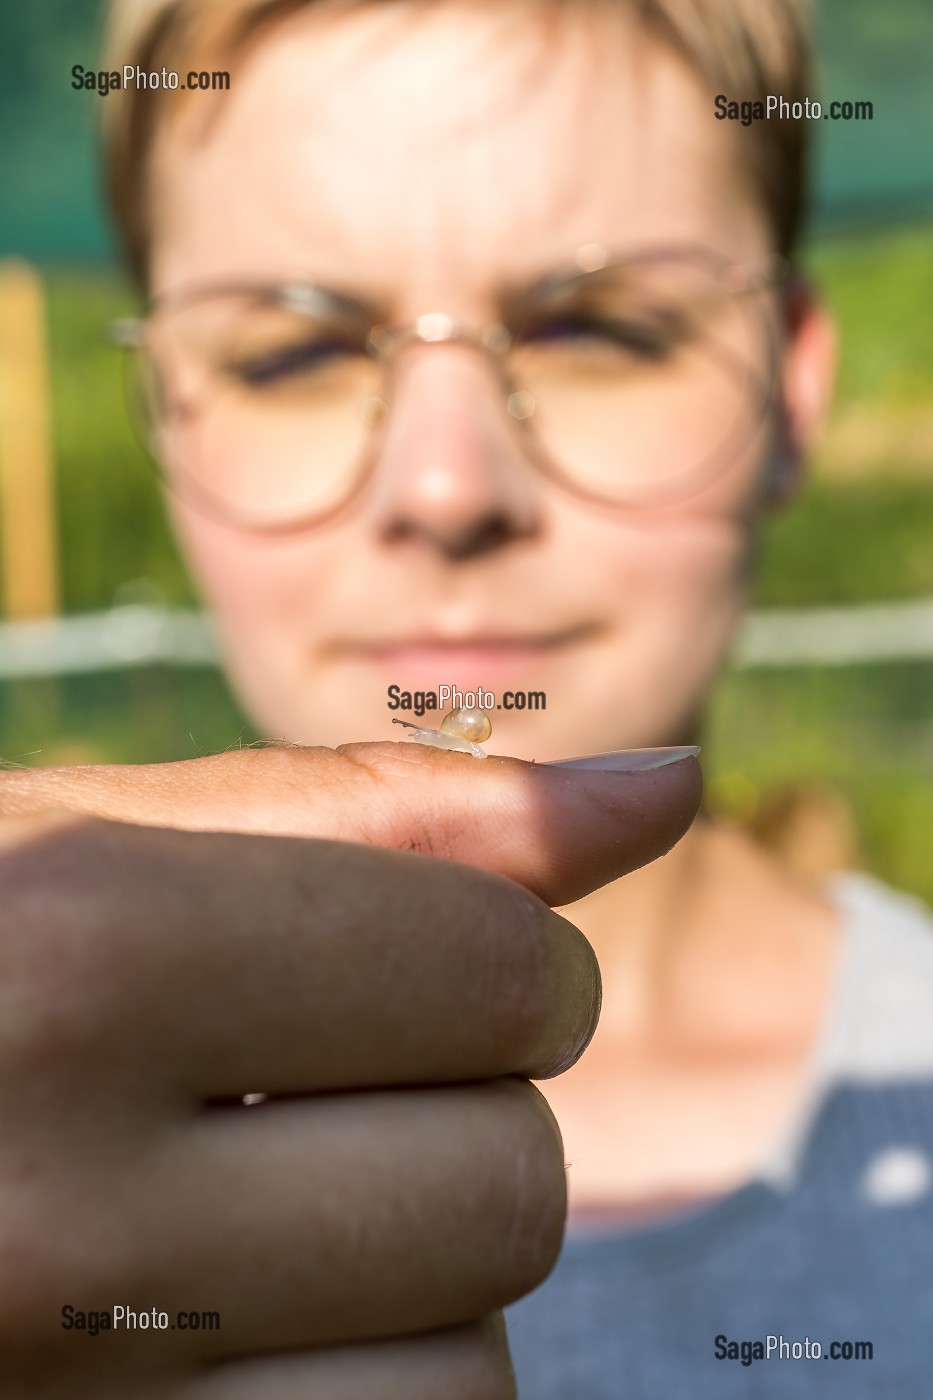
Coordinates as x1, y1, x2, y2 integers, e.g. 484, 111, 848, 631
359, 341, 543, 559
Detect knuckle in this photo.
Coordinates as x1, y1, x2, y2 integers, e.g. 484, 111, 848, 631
0, 818, 132, 1070
534, 918, 601, 1080
486, 1079, 567, 1302
473, 879, 598, 1083
0, 1183, 112, 1347
227, 743, 383, 825
229, 741, 303, 774
207, 744, 318, 808
0, 1201, 63, 1341
468, 874, 556, 1072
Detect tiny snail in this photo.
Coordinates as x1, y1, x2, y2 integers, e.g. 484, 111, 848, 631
392, 706, 493, 758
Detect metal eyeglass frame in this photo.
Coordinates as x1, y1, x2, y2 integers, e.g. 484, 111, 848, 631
109, 243, 790, 533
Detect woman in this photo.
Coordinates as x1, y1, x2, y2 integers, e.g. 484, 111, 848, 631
5, 0, 933, 1394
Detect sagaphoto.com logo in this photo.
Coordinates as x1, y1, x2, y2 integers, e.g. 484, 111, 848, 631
71, 63, 231, 96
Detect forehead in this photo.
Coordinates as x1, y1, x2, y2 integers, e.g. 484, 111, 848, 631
151, 1, 765, 304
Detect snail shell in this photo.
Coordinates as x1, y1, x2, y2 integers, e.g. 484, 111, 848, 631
440, 707, 493, 743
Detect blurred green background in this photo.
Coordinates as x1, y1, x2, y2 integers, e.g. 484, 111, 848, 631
0, 0, 931, 905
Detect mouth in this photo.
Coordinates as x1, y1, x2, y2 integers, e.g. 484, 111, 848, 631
334, 626, 596, 687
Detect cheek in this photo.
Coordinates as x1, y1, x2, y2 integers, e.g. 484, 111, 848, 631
582, 412, 765, 626
168, 500, 332, 645
601, 506, 755, 669
658, 522, 751, 612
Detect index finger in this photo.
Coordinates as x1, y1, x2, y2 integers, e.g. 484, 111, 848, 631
2, 817, 600, 1099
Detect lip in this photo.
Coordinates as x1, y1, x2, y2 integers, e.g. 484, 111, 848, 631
335, 626, 595, 686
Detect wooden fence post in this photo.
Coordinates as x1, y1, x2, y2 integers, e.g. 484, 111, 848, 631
0, 260, 60, 620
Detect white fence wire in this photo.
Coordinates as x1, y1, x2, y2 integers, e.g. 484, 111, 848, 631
1, 598, 933, 680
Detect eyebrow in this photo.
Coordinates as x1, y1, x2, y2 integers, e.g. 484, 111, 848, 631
302, 258, 602, 328
152, 243, 735, 320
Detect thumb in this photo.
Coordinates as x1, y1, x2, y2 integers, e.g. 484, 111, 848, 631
0, 741, 702, 906
319, 742, 702, 904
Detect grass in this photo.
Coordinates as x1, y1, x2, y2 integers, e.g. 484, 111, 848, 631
0, 669, 252, 769
0, 220, 931, 908
804, 222, 933, 414
42, 272, 197, 615
707, 659, 933, 908
753, 220, 933, 608
755, 474, 933, 606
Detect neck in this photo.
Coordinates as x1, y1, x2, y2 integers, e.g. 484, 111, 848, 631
558, 813, 840, 1054
542, 814, 843, 1214
557, 813, 709, 1040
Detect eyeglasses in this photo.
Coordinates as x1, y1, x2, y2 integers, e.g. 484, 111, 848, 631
110, 245, 787, 532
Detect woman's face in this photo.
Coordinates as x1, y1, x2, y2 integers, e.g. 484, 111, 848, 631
149, 1, 778, 760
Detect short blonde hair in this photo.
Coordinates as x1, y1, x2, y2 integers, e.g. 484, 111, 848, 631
102, 0, 813, 288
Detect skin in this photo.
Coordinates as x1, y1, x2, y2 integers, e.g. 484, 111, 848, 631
0, 1, 836, 1394
148, 0, 839, 1207
0, 749, 700, 1398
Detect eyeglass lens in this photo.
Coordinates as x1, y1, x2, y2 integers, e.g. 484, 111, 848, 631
131, 257, 774, 528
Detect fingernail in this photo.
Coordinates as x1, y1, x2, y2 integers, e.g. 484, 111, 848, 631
543, 745, 700, 773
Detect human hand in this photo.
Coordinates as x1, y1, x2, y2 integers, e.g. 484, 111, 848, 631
0, 743, 700, 1398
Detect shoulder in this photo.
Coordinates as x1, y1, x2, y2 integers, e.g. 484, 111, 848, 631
824, 872, 933, 1079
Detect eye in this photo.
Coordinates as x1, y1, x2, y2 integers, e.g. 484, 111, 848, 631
523, 312, 684, 361
227, 335, 357, 387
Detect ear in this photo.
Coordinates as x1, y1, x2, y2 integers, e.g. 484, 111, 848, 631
763, 275, 837, 509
